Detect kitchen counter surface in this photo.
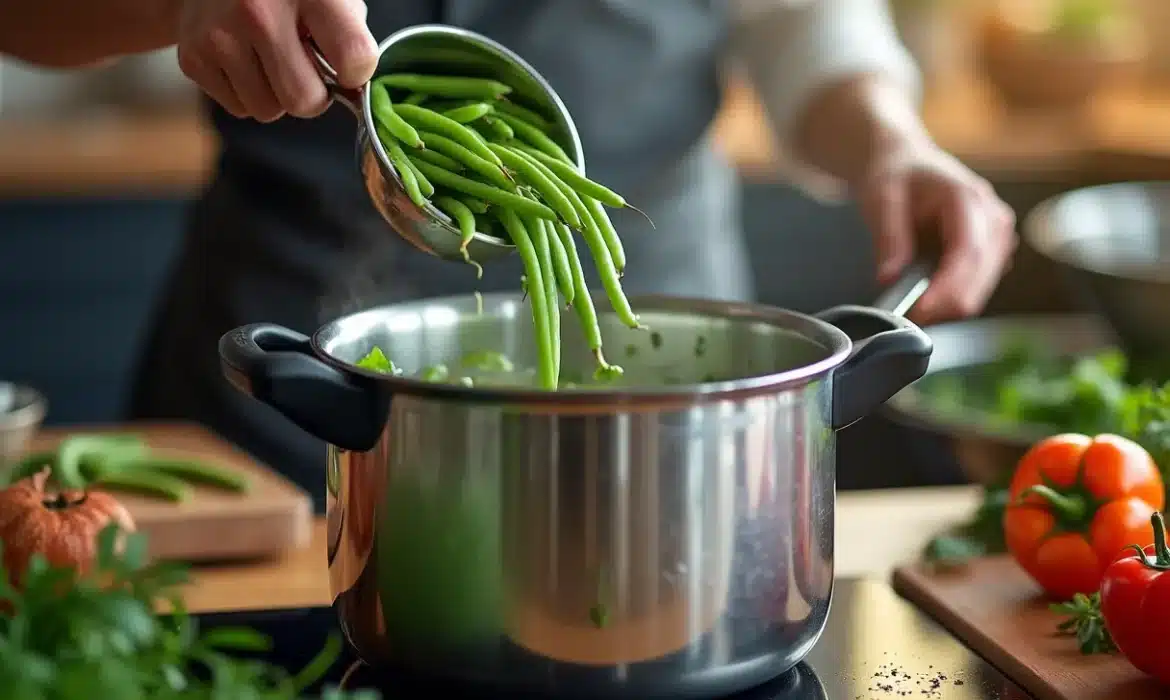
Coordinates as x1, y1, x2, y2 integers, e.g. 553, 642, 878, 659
181, 484, 982, 614
4, 74, 1170, 196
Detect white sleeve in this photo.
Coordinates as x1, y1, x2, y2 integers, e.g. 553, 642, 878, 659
728, 0, 922, 199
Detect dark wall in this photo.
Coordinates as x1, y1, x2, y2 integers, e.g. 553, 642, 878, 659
0, 198, 187, 425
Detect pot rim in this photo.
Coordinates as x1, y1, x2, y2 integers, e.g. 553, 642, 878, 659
309, 292, 854, 407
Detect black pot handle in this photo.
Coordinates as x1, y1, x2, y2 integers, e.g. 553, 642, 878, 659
815, 306, 932, 430
815, 260, 935, 430
218, 323, 387, 452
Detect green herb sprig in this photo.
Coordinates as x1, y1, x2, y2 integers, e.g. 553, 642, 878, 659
0, 525, 376, 699
1051, 592, 1116, 655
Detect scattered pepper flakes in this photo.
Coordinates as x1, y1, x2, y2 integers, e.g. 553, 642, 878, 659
861, 661, 967, 698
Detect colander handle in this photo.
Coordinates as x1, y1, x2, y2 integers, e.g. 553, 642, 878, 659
873, 259, 934, 318
303, 36, 365, 117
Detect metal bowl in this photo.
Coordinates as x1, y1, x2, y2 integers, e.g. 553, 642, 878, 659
1026, 182, 1170, 359
883, 314, 1115, 485
314, 24, 584, 265
0, 382, 47, 472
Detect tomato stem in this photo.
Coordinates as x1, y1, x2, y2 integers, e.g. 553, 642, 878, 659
1018, 485, 1087, 523
1149, 511, 1169, 567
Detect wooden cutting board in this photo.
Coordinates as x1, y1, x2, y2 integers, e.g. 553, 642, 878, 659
26, 422, 312, 563
893, 556, 1164, 700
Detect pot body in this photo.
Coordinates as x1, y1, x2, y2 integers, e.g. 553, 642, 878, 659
220, 291, 931, 699
328, 381, 834, 698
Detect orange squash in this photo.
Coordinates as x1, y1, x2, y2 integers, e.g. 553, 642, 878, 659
0, 471, 135, 586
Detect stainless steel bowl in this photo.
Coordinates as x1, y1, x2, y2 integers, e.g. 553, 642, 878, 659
0, 382, 47, 473
1026, 181, 1170, 359
219, 291, 931, 699
313, 24, 584, 264
884, 314, 1115, 485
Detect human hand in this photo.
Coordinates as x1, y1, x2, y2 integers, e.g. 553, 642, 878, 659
176, 0, 378, 122
856, 143, 1017, 325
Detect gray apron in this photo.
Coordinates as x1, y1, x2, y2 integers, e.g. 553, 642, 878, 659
129, 1, 752, 509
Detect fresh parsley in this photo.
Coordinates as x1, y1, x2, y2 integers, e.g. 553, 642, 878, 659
1051, 592, 1116, 655
0, 525, 378, 699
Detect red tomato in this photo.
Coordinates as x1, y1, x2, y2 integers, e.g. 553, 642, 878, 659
1100, 511, 1170, 684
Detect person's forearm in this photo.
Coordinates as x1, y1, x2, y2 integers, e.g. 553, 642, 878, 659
790, 74, 934, 187
0, 0, 180, 67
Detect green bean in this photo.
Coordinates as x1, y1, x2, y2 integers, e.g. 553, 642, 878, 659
516, 143, 655, 231
402, 93, 428, 106
408, 158, 558, 221
493, 113, 572, 163
489, 144, 580, 227
393, 104, 503, 166
91, 468, 188, 502
370, 83, 423, 149
410, 147, 465, 173
497, 209, 557, 389
556, 222, 602, 352
511, 144, 625, 208
510, 146, 577, 202
572, 189, 641, 328
443, 102, 493, 124
433, 196, 482, 278
460, 197, 489, 214
423, 99, 477, 112
402, 153, 435, 198
55, 435, 149, 490
378, 74, 512, 100
383, 136, 428, 207
495, 101, 554, 131
417, 130, 512, 190
546, 219, 575, 305
127, 457, 250, 493
529, 214, 562, 383
560, 225, 624, 374
584, 196, 626, 272
513, 148, 640, 328
481, 116, 514, 140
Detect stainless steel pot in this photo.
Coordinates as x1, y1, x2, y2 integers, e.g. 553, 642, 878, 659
218, 281, 932, 699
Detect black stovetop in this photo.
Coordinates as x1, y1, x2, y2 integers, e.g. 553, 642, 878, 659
196, 579, 1026, 700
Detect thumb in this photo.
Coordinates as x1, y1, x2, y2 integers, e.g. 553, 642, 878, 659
301, 0, 378, 88
862, 179, 913, 285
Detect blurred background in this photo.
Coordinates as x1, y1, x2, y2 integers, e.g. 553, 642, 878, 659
1, 0, 1164, 488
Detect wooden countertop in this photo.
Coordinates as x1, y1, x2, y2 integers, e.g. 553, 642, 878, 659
181, 484, 982, 614
4, 74, 1170, 197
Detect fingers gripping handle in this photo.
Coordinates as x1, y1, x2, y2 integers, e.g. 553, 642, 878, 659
303, 37, 364, 116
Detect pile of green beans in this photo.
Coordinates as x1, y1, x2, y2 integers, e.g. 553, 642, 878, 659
369, 72, 649, 390
5, 434, 250, 502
